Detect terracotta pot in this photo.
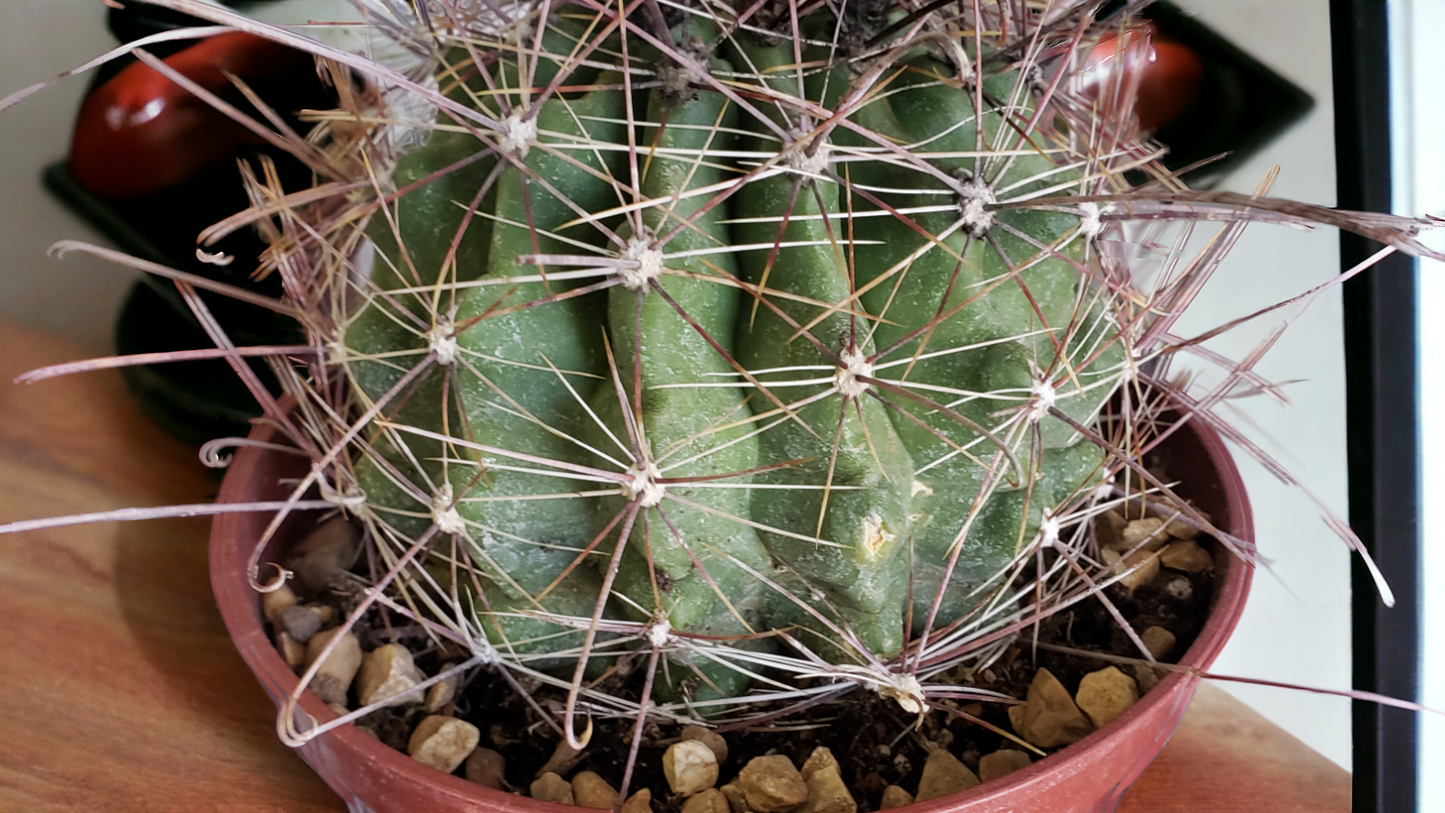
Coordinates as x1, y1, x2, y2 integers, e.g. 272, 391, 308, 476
211, 418, 1252, 813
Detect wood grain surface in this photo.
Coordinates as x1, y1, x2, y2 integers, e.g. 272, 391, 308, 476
0, 321, 1349, 813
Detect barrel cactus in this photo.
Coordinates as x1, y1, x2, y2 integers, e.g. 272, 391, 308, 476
333, 0, 1127, 723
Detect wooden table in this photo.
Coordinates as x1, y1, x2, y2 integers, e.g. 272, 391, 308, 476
0, 322, 1350, 812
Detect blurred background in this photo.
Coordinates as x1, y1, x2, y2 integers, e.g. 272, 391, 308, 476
0, 0, 1437, 800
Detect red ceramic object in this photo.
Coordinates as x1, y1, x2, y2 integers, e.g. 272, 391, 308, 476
69, 32, 310, 198
211, 419, 1252, 813
1079, 26, 1204, 133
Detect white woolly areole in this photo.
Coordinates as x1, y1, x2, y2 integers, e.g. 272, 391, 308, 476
1078, 202, 1116, 239
432, 484, 467, 536
834, 346, 874, 399
620, 235, 666, 291
621, 459, 666, 508
956, 176, 997, 237
645, 617, 674, 648
498, 112, 537, 159
785, 135, 832, 178
878, 673, 927, 715
1026, 371, 1057, 424
860, 513, 896, 561
1039, 510, 1062, 548
426, 318, 460, 366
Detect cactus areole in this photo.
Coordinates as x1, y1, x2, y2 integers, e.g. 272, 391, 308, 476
341, 0, 1129, 716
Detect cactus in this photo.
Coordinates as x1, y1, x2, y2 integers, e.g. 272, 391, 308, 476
7, 0, 1440, 785
339, 1, 1128, 714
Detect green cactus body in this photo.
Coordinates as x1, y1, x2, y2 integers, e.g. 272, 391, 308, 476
341, 11, 1124, 697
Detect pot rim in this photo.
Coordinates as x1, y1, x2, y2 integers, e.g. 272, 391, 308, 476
210, 415, 1253, 812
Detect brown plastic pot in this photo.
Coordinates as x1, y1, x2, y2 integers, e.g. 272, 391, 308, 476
211, 418, 1253, 813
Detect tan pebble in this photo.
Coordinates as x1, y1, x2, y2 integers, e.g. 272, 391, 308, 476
408, 715, 479, 774
681, 725, 730, 763
1075, 667, 1139, 729
327, 702, 350, 717
879, 786, 914, 810
1132, 664, 1163, 694
1140, 626, 1177, 661
276, 630, 307, 671
1122, 517, 1168, 551
1160, 539, 1213, 573
682, 789, 732, 813
977, 750, 1031, 783
915, 748, 979, 801
799, 746, 839, 782
664, 739, 720, 795
286, 516, 362, 593
425, 672, 459, 713
622, 789, 655, 813
719, 783, 750, 813
530, 772, 574, 805
1006, 704, 1026, 734
307, 603, 336, 627
1097, 510, 1128, 551
262, 583, 298, 626
536, 739, 585, 779
464, 747, 507, 790
357, 643, 424, 707
797, 764, 856, 813
738, 755, 809, 812
1163, 513, 1201, 540
1106, 548, 1160, 593
572, 771, 619, 809
305, 628, 362, 706
1019, 668, 1094, 748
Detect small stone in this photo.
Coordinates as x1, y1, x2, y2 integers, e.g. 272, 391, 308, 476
286, 516, 362, 593
1096, 509, 1128, 551
1164, 577, 1194, 600
327, 702, 350, 717
1105, 547, 1160, 593
531, 772, 574, 805
977, 750, 1031, 783
720, 783, 750, 813
879, 786, 914, 810
536, 738, 586, 779
1121, 517, 1168, 551
738, 755, 809, 812
281, 604, 322, 643
1017, 668, 1094, 748
915, 748, 979, 801
1006, 704, 1025, 734
1160, 539, 1213, 572
1140, 626, 1177, 661
263, 583, 298, 626
357, 643, 425, 707
683, 789, 732, 813
425, 672, 459, 713
1163, 513, 1201, 539
305, 628, 362, 706
1075, 667, 1140, 729
408, 715, 479, 774
665, 739, 720, 795
572, 770, 619, 809
682, 725, 730, 763
799, 747, 839, 782
276, 631, 307, 671
465, 747, 507, 790
797, 765, 856, 813
1132, 664, 1164, 694
622, 789, 656, 813
306, 602, 336, 627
